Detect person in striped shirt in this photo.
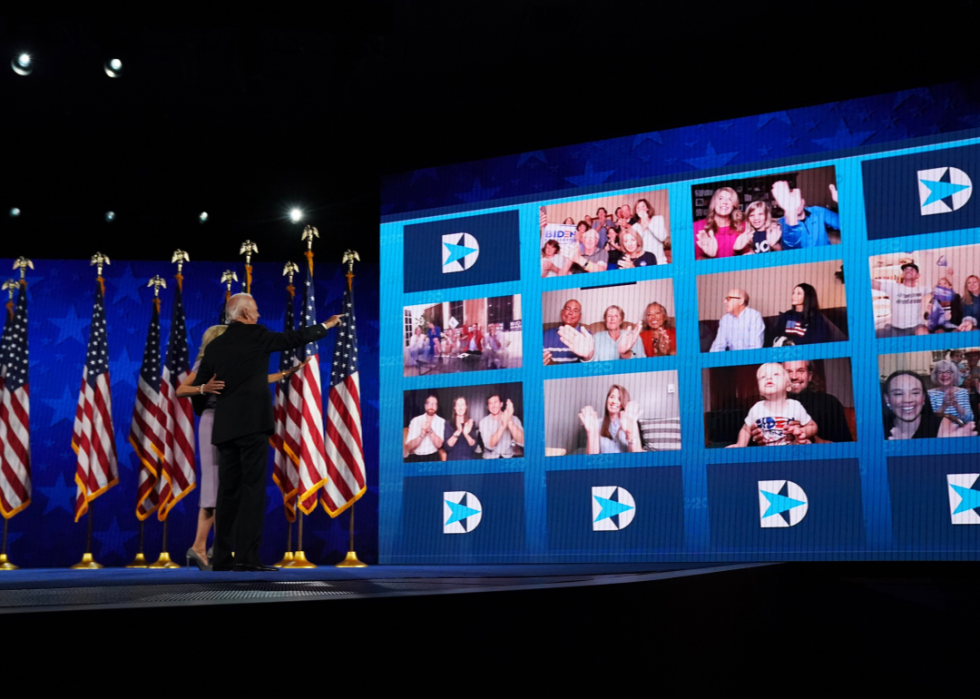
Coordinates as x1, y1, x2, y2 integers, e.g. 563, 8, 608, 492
543, 298, 596, 365
928, 359, 975, 424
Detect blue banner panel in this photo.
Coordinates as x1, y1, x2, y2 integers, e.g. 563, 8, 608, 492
402, 210, 521, 293
401, 473, 525, 558
862, 143, 980, 240
706, 459, 865, 552
546, 466, 685, 554
887, 454, 980, 550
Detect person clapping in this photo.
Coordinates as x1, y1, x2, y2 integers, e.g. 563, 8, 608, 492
578, 385, 643, 454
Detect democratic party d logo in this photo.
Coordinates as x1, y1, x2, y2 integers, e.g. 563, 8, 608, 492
592, 486, 635, 531
442, 232, 480, 273
947, 474, 980, 525
758, 480, 808, 528
918, 167, 973, 216
443, 491, 482, 534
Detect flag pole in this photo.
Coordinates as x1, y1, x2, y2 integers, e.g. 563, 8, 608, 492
0, 517, 16, 570
291, 509, 316, 568
148, 518, 180, 568
273, 262, 300, 569
335, 251, 367, 568
126, 520, 148, 568
240, 240, 257, 294
0, 280, 20, 571
71, 501, 103, 569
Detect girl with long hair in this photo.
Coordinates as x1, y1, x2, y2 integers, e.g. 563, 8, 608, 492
578, 384, 644, 454
882, 370, 975, 439
734, 200, 782, 254
443, 396, 480, 460
772, 283, 833, 346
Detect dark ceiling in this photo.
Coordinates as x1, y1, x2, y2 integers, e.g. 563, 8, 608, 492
2, 2, 980, 265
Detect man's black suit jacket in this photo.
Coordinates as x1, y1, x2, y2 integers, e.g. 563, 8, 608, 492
193, 321, 328, 445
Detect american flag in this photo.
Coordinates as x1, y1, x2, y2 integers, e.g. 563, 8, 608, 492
0, 281, 31, 518
291, 255, 328, 513
271, 283, 300, 522
157, 275, 196, 519
128, 297, 165, 520
72, 279, 119, 522
321, 272, 366, 516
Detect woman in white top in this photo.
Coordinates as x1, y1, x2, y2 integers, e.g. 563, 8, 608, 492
631, 198, 668, 265
541, 239, 571, 278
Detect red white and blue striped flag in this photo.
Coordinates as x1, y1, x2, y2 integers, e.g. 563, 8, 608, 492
292, 254, 328, 513
158, 275, 196, 519
321, 272, 366, 516
0, 281, 31, 518
129, 297, 165, 520
72, 278, 118, 521
271, 282, 300, 521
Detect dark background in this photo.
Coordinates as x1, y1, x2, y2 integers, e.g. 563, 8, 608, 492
4, 2, 980, 264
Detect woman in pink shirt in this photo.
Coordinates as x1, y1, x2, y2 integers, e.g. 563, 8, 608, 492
694, 187, 744, 260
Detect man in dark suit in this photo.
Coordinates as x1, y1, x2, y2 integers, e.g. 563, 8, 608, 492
194, 293, 343, 572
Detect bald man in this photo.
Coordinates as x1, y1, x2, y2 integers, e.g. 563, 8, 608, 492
709, 288, 765, 352
194, 293, 343, 572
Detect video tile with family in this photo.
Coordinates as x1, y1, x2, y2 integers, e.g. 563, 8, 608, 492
402, 294, 522, 377
544, 370, 681, 457
541, 279, 676, 365
691, 165, 840, 261
701, 358, 856, 448
878, 349, 979, 440
869, 242, 980, 338
538, 188, 671, 276
696, 260, 847, 352
402, 383, 525, 462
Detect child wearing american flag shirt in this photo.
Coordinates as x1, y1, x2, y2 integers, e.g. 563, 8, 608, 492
729, 363, 818, 447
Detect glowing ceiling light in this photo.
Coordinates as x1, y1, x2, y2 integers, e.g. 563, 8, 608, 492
105, 211, 116, 222
104, 58, 123, 78
289, 208, 303, 223
10, 207, 21, 217
199, 211, 208, 223
11, 54, 32, 76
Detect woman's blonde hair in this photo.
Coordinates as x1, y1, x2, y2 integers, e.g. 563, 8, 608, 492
620, 228, 644, 256
196, 324, 228, 362
703, 187, 744, 235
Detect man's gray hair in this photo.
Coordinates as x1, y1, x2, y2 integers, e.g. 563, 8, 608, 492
226, 293, 254, 321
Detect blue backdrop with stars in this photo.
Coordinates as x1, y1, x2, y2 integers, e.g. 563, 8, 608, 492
0, 258, 379, 568
382, 82, 980, 219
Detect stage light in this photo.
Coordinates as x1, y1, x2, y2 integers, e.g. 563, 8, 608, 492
10, 207, 21, 217
105, 211, 116, 222
199, 211, 208, 223
289, 208, 303, 222
104, 58, 123, 78
11, 53, 32, 76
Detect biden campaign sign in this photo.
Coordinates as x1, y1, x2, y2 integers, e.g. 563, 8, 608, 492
402, 210, 521, 293
862, 143, 980, 240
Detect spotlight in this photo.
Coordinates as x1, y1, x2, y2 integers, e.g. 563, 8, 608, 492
289, 208, 303, 223
11, 53, 32, 76
105, 211, 116, 222
10, 207, 21, 217
104, 58, 123, 78
199, 211, 208, 223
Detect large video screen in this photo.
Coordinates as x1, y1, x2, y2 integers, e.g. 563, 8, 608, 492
379, 83, 980, 563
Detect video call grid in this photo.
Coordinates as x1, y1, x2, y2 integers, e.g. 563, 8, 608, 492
380, 131, 980, 562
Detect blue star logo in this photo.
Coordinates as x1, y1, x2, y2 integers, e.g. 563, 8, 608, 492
444, 499, 480, 526
593, 495, 634, 523
920, 177, 971, 207
760, 490, 807, 519
682, 141, 739, 170
951, 485, 980, 515
564, 161, 615, 187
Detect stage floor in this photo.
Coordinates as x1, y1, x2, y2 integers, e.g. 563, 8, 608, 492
0, 562, 760, 614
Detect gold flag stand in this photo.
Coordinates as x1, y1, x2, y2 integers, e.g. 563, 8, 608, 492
335, 503, 367, 568
290, 510, 316, 568
148, 519, 180, 569
274, 520, 295, 568
71, 502, 103, 569
126, 520, 148, 568
0, 516, 18, 570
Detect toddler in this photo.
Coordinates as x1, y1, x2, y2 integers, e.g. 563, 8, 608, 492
731, 363, 817, 446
